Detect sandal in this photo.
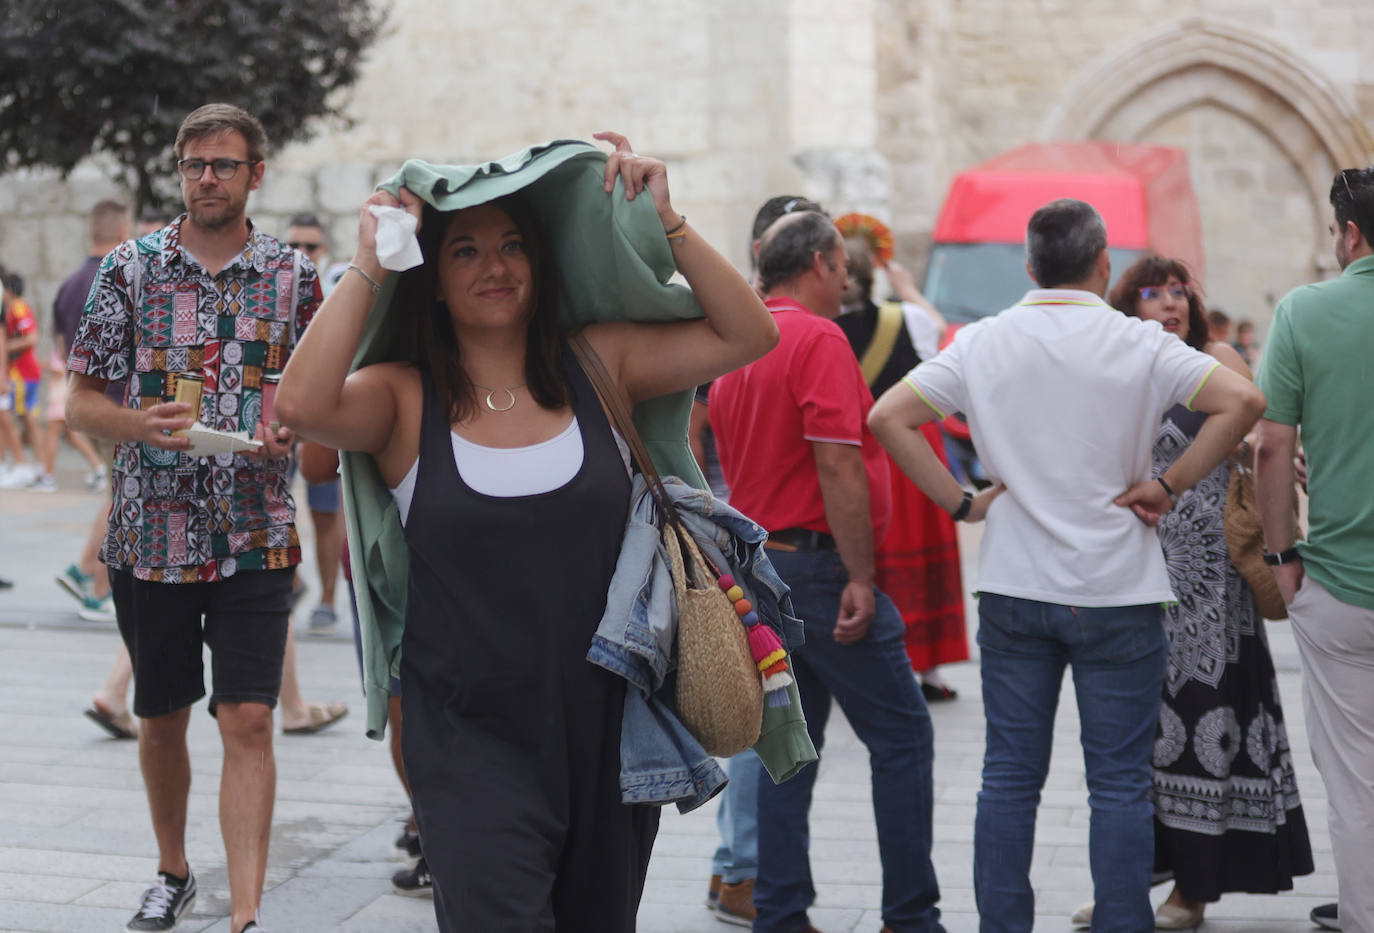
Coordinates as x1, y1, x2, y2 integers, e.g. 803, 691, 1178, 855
84, 702, 138, 739
282, 701, 348, 735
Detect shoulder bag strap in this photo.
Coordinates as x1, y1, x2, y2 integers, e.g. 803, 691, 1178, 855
569, 331, 680, 526
859, 300, 904, 387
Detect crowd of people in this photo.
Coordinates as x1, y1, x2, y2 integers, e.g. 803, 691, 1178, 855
1, 97, 1370, 933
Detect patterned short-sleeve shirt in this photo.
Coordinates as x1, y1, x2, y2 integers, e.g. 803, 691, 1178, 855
68, 216, 322, 583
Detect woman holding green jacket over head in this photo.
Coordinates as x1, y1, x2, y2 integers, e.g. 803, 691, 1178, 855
276, 132, 778, 932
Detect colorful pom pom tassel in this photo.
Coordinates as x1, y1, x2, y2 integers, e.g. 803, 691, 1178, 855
741, 610, 760, 627
756, 648, 787, 673
763, 671, 793, 691
747, 623, 784, 664
766, 687, 792, 708
733, 598, 752, 616
725, 585, 744, 602
761, 658, 789, 677
717, 574, 736, 592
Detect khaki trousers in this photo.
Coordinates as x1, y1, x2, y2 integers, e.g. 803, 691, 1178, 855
1288, 576, 1374, 933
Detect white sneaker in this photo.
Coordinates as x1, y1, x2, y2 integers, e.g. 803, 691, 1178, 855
85, 464, 108, 490
1071, 901, 1093, 927
28, 474, 57, 493
0, 464, 35, 488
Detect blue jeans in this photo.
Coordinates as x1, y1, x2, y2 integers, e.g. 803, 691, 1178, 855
974, 594, 1167, 933
713, 750, 763, 883
755, 548, 943, 933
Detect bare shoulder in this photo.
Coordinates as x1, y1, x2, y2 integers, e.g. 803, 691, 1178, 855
1205, 340, 1252, 380
359, 359, 419, 380
356, 361, 422, 486
576, 320, 643, 381
579, 320, 638, 357
353, 360, 421, 398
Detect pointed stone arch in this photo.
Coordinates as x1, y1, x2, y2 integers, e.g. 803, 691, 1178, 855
1041, 19, 1374, 309
1042, 18, 1372, 166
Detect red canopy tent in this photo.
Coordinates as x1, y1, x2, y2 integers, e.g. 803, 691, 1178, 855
932, 141, 1204, 279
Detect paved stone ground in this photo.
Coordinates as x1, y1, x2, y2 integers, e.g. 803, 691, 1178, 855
0, 450, 1339, 931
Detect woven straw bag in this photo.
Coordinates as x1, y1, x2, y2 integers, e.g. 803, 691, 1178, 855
663, 522, 763, 756
1223, 464, 1294, 620
570, 333, 765, 757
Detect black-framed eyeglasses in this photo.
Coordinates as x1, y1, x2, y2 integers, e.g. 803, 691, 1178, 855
1138, 285, 1190, 302
288, 241, 325, 253
177, 157, 258, 181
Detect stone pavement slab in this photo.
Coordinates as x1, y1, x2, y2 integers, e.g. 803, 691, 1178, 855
0, 457, 1340, 931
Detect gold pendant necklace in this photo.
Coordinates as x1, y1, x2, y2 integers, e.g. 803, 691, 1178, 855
473, 382, 524, 412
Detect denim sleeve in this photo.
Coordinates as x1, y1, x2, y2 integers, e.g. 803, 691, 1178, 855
618, 681, 727, 813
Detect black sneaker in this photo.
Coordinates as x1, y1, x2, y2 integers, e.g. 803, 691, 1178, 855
1311, 903, 1341, 931
394, 828, 422, 865
126, 869, 196, 931
392, 857, 433, 897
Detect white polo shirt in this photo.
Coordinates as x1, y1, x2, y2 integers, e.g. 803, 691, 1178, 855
905, 289, 1219, 607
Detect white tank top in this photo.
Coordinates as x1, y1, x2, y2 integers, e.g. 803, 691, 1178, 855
389, 418, 632, 524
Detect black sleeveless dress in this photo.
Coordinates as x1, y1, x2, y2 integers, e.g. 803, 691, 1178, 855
399, 345, 659, 932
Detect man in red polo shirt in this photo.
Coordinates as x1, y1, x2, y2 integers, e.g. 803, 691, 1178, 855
710, 210, 944, 933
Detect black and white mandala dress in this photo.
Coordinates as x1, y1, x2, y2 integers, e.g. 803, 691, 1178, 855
1149, 404, 1313, 900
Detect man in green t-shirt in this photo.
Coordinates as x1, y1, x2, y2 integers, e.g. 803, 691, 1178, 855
1255, 166, 1374, 933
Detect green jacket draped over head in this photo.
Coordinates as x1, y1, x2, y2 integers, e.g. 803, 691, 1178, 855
339, 141, 811, 783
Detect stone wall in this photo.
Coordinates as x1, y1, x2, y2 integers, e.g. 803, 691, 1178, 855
4, 0, 1372, 353
877, 2, 1374, 333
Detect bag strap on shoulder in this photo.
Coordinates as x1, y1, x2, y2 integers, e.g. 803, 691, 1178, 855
858, 300, 904, 388
569, 331, 680, 526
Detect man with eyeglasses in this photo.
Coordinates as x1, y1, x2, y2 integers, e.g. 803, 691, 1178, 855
286, 213, 347, 295
1255, 167, 1374, 933
66, 102, 321, 933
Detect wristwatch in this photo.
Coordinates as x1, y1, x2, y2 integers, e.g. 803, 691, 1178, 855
1156, 476, 1179, 507
950, 489, 974, 522
1262, 547, 1301, 566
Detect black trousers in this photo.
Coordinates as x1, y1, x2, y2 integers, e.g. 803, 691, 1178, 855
402, 665, 660, 932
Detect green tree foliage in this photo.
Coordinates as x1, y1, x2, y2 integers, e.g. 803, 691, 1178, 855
0, 0, 385, 210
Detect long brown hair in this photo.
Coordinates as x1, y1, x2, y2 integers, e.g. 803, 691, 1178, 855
1108, 255, 1209, 351
393, 196, 567, 422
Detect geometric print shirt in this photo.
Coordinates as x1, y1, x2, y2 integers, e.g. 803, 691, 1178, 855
68, 216, 322, 583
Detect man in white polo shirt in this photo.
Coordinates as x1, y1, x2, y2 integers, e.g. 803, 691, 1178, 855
869, 198, 1266, 933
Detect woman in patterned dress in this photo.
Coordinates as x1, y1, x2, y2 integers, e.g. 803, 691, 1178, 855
1109, 256, 1313, 928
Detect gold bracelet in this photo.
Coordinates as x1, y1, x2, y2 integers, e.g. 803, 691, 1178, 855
664, 214, 688, 240
347, 263, 382, 294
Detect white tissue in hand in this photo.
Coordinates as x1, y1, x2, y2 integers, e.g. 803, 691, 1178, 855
368, 204, 424, 271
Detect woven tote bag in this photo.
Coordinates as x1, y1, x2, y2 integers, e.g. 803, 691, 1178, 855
570, 333, 765, 756
663, 521, 764, 756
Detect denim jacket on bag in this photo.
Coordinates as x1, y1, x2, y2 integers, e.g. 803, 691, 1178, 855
589, 475, 818, 813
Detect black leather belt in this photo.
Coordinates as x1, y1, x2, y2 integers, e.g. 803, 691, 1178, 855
765, 527, 837, 552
